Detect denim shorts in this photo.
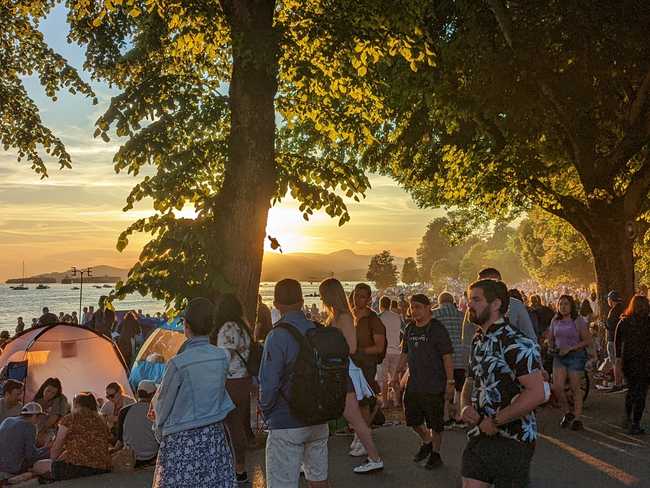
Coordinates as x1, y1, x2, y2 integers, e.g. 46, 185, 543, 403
553, 350, 587, 372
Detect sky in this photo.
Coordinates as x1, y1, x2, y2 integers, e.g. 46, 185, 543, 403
0, 5, 441, 282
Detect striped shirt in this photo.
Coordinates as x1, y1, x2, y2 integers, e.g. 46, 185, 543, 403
432, 303, 468, 370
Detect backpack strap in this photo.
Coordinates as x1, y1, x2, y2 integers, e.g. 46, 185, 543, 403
275, 321, 308, 348
273, 321, 312, 404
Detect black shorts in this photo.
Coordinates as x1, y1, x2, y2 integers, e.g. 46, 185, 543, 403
462, 435, 535, 487
453, 369, 466, 393
359, 362, 378, 406
403, 390, 445, 432
52, 461, 109, 481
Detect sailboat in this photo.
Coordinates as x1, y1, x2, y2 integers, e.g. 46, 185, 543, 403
10, 262, 29, 290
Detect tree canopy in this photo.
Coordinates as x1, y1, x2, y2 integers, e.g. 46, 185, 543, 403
367, 250, 398, 290
60, 0, 434, 317
358, 1, 650, 304
514, 208, 594, 288
1, 0, 96, 178
401, 257, 419, 285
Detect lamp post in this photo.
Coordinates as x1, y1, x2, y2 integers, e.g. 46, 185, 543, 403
71, 267, 92, 322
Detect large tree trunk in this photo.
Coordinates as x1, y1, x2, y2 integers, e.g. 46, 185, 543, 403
584, 219, 636, 318
216, 0, 278, 324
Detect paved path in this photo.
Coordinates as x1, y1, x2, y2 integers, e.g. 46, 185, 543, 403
54, 391, 649, 487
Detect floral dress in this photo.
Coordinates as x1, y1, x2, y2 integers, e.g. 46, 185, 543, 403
152, 422, 235, 488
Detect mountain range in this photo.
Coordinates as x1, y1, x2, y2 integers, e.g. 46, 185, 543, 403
5, 250, 405, 283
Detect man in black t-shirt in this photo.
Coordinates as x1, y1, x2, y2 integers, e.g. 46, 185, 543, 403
392, 294, 454, 470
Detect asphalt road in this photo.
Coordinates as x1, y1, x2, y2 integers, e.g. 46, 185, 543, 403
52, 391, 649, 487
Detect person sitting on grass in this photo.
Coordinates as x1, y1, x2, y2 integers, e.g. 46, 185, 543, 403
112, 380, 159, 467
32, 392, 112, 482
0, 402, 50, 483
0, 380, 24, 424
100, 382, 135, 436
32, 378, 70, 447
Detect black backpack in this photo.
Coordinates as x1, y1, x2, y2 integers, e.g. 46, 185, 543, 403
233, 325, 263, 378
276, 321, 350, 426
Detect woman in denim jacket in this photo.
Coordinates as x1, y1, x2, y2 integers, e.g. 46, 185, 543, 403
152, 297, 236, 488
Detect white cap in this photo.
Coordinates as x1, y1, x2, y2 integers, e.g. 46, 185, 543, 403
137, 380, 157, 395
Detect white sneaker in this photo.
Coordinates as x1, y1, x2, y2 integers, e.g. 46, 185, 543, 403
350, 434, 360, 450
349, 443, 368, 457
353, 458, 384, 474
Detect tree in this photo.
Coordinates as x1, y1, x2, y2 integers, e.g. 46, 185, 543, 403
1, 0, 96, 177
457, 227, 528, 285
416, 216, 478, 282
367, 250, 398, 290
401, 257, 419, 285
429, 258, 456, 291
65, 0, 433, 319
514, 208, 595, 288
362, 1, 650, 309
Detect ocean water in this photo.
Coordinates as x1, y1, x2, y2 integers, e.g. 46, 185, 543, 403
0, 281, 364, 335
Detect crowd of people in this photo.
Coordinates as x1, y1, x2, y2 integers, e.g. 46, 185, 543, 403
0, 270, 648, 487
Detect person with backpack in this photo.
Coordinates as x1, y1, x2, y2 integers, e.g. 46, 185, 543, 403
319, 278, 383, 474
549, 295, 593, 431
260, 279, 348, 488
391, 294, 455, 470
351, 283, 387, 427
211, 293, 253, 485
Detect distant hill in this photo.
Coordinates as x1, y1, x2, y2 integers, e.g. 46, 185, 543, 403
6, 265, 129, 284
260, 249, 405, 282
5, 251, 405, 284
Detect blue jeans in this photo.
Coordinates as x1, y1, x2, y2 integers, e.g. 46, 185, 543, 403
553, 350, 587, 372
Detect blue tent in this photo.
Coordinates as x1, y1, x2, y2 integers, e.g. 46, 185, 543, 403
128, 325, 185, 391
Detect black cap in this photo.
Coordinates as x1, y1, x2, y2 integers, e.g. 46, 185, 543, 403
181, 297, 214, 334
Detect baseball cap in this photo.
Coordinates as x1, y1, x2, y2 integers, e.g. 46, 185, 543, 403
181, 297, 214, 327
410, 293, 431, 306
607, 291, 622, 302
21, 402, 45, 415
137, 380, 157, 395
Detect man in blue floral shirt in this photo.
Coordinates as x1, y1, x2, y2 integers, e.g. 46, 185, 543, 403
460, 279, 545, 487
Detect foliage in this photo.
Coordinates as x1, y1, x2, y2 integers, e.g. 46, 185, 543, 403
357, 1, 650, 299
401, 257, 419, 285
416, 216, 477, 282
0, 0, 96, 177
62, 0, 434, 311
457, 226, 528, 284
367, 250, 398, 290
514, 208, 594, 288
429, 258, 456, 290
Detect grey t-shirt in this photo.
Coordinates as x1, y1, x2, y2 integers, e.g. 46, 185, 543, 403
0, 399, 22, 425
117, 402, 159, 461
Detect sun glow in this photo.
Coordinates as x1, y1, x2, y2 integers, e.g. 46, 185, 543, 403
264, 205, 323, 254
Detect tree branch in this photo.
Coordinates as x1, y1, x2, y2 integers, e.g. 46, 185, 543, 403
629, 68, 650, 129
485, 0, 513, 48
623, 152, 650, 218
484, 0, 597, 190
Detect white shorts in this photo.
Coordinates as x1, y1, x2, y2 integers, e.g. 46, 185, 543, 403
265, 424, 329, 487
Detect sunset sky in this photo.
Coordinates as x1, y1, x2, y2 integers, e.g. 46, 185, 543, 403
0, 5, 441, 282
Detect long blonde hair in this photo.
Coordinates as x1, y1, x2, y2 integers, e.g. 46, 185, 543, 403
319, 278, 353, 325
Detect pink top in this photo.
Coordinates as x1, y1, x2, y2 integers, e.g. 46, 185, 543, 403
550, 316, 587, 350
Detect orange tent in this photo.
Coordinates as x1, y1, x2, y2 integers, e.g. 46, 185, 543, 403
0, 324, 133, 401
